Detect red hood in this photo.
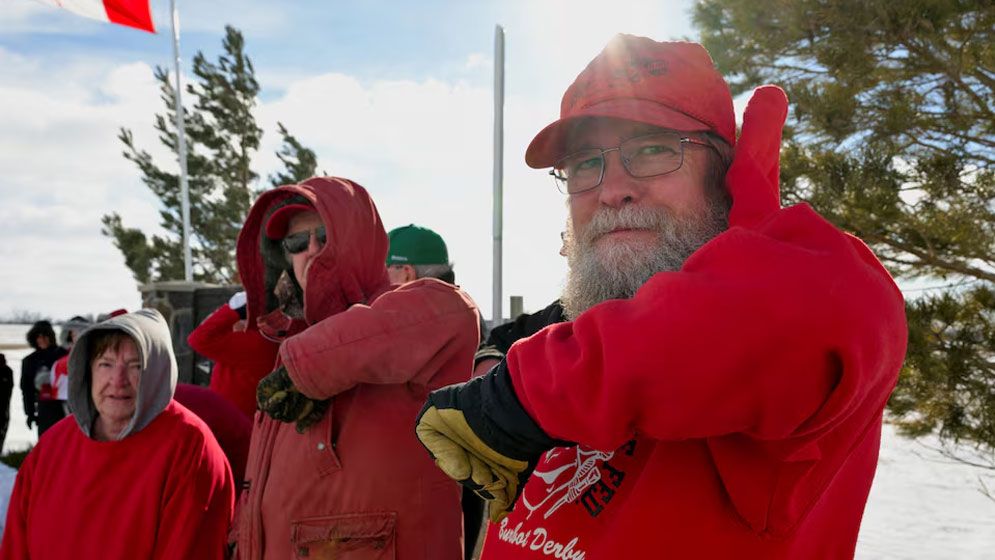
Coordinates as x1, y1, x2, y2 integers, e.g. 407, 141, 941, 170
237, 177, 391, 328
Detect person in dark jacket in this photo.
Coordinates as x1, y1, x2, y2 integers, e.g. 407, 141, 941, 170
20, 321, 66, 435
473, 300, 566, 377
472, 230, 570, 378
0, 354, 13, 451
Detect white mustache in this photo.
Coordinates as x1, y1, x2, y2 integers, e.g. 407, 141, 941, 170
580, 205, 671, 244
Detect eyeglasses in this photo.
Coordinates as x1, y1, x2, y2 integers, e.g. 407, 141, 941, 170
282, 226, 327, 255
549, 131, 715, 195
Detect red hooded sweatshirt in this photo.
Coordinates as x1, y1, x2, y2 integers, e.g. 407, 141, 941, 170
187, 303, 279, 417
233, 178, 480, 560
481, 90, 908, 559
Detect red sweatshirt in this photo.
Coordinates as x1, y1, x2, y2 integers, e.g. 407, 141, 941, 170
187, 304, 279, 417
175, 383, 251, 485
482, 89, 907, 559
1, 401, 234, 560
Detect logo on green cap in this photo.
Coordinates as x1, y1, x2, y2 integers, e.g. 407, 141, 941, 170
386, 224, 449, 265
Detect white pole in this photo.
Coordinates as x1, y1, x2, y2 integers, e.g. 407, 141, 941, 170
492, 25, 505, 326
170, 0, 192, 282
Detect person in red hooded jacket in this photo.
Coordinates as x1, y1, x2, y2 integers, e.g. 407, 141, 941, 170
416, 35, 908, 559
233, 177, 480, 560
187, 290, 279, 418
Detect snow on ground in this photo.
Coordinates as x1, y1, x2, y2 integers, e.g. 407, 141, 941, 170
1, 324, 993, 557
0, 463, 14, 537
857, 424, 995, 559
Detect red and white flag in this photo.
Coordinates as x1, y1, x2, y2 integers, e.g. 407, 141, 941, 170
34, 0, 155, 33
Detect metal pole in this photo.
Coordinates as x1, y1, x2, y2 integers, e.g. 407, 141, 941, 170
492, 25, 505, 326
170, 0, 192, 281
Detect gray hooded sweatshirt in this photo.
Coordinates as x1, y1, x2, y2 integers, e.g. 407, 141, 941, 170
67, 308, 176, 440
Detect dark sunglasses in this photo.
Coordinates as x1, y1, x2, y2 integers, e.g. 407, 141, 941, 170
282, 226, 327, 255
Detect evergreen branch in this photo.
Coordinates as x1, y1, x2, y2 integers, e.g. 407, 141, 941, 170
864, 233, 995, 284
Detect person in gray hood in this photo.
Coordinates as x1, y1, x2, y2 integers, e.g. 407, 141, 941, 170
0, 309, 236, 560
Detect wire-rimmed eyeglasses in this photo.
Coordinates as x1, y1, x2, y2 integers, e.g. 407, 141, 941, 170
549, 131, 715, 195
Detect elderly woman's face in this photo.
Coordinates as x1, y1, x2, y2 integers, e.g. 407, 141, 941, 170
90, 338, 141, 431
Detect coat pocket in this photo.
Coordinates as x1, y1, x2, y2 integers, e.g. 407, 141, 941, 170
290, 512, 396, 559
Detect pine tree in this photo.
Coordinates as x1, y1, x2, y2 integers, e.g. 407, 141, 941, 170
104, 26, 263, 284
692, 1, 995, 456
269, 122, 322, 187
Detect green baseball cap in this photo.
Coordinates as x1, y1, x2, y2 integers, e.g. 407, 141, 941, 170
387, 224, 449, 265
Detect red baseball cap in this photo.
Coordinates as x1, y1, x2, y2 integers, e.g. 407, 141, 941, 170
265, 203, 315, 239
525, 35, 736, 169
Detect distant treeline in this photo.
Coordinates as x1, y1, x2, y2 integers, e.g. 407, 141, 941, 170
0, 311, 52, 325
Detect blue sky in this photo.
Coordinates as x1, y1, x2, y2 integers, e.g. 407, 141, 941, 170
0, 0, 701, 321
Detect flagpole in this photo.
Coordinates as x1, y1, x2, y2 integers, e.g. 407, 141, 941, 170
170, 0, 192, 282
492, 25, 505, 327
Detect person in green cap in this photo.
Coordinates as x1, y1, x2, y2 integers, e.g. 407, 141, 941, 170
387, 223, 493, 558
386, 224, 455, 284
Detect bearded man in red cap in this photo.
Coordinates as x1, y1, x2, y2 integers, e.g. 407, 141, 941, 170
416, 34, 908, 558
232, 178, 479, 559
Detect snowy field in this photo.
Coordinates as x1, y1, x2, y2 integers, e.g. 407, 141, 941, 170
1, 324, 993, 557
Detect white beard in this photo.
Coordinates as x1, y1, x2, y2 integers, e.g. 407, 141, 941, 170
561, 200, 728, 320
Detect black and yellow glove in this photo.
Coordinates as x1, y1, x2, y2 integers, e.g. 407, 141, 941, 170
256, 366, 329, 433
415, 362, 569, 523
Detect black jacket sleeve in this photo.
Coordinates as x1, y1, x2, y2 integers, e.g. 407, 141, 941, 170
0, 365, 13, 407
484, 300, 566, 352
20, 354, 38, 420
473, 300, 566, 368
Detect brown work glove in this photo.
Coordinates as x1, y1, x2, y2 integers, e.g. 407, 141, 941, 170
256, 366, 329, 433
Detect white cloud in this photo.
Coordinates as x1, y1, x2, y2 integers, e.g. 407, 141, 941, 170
0, 51, 169, 319
465, 53, 488, 70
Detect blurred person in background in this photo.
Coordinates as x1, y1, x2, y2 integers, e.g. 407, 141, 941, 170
187, 290, 279, 418
0, 354, 12, 451
19, 321, 66, 436
173, 382, 251, 489
49, 315, 92, 416
472, 231, 570, 379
